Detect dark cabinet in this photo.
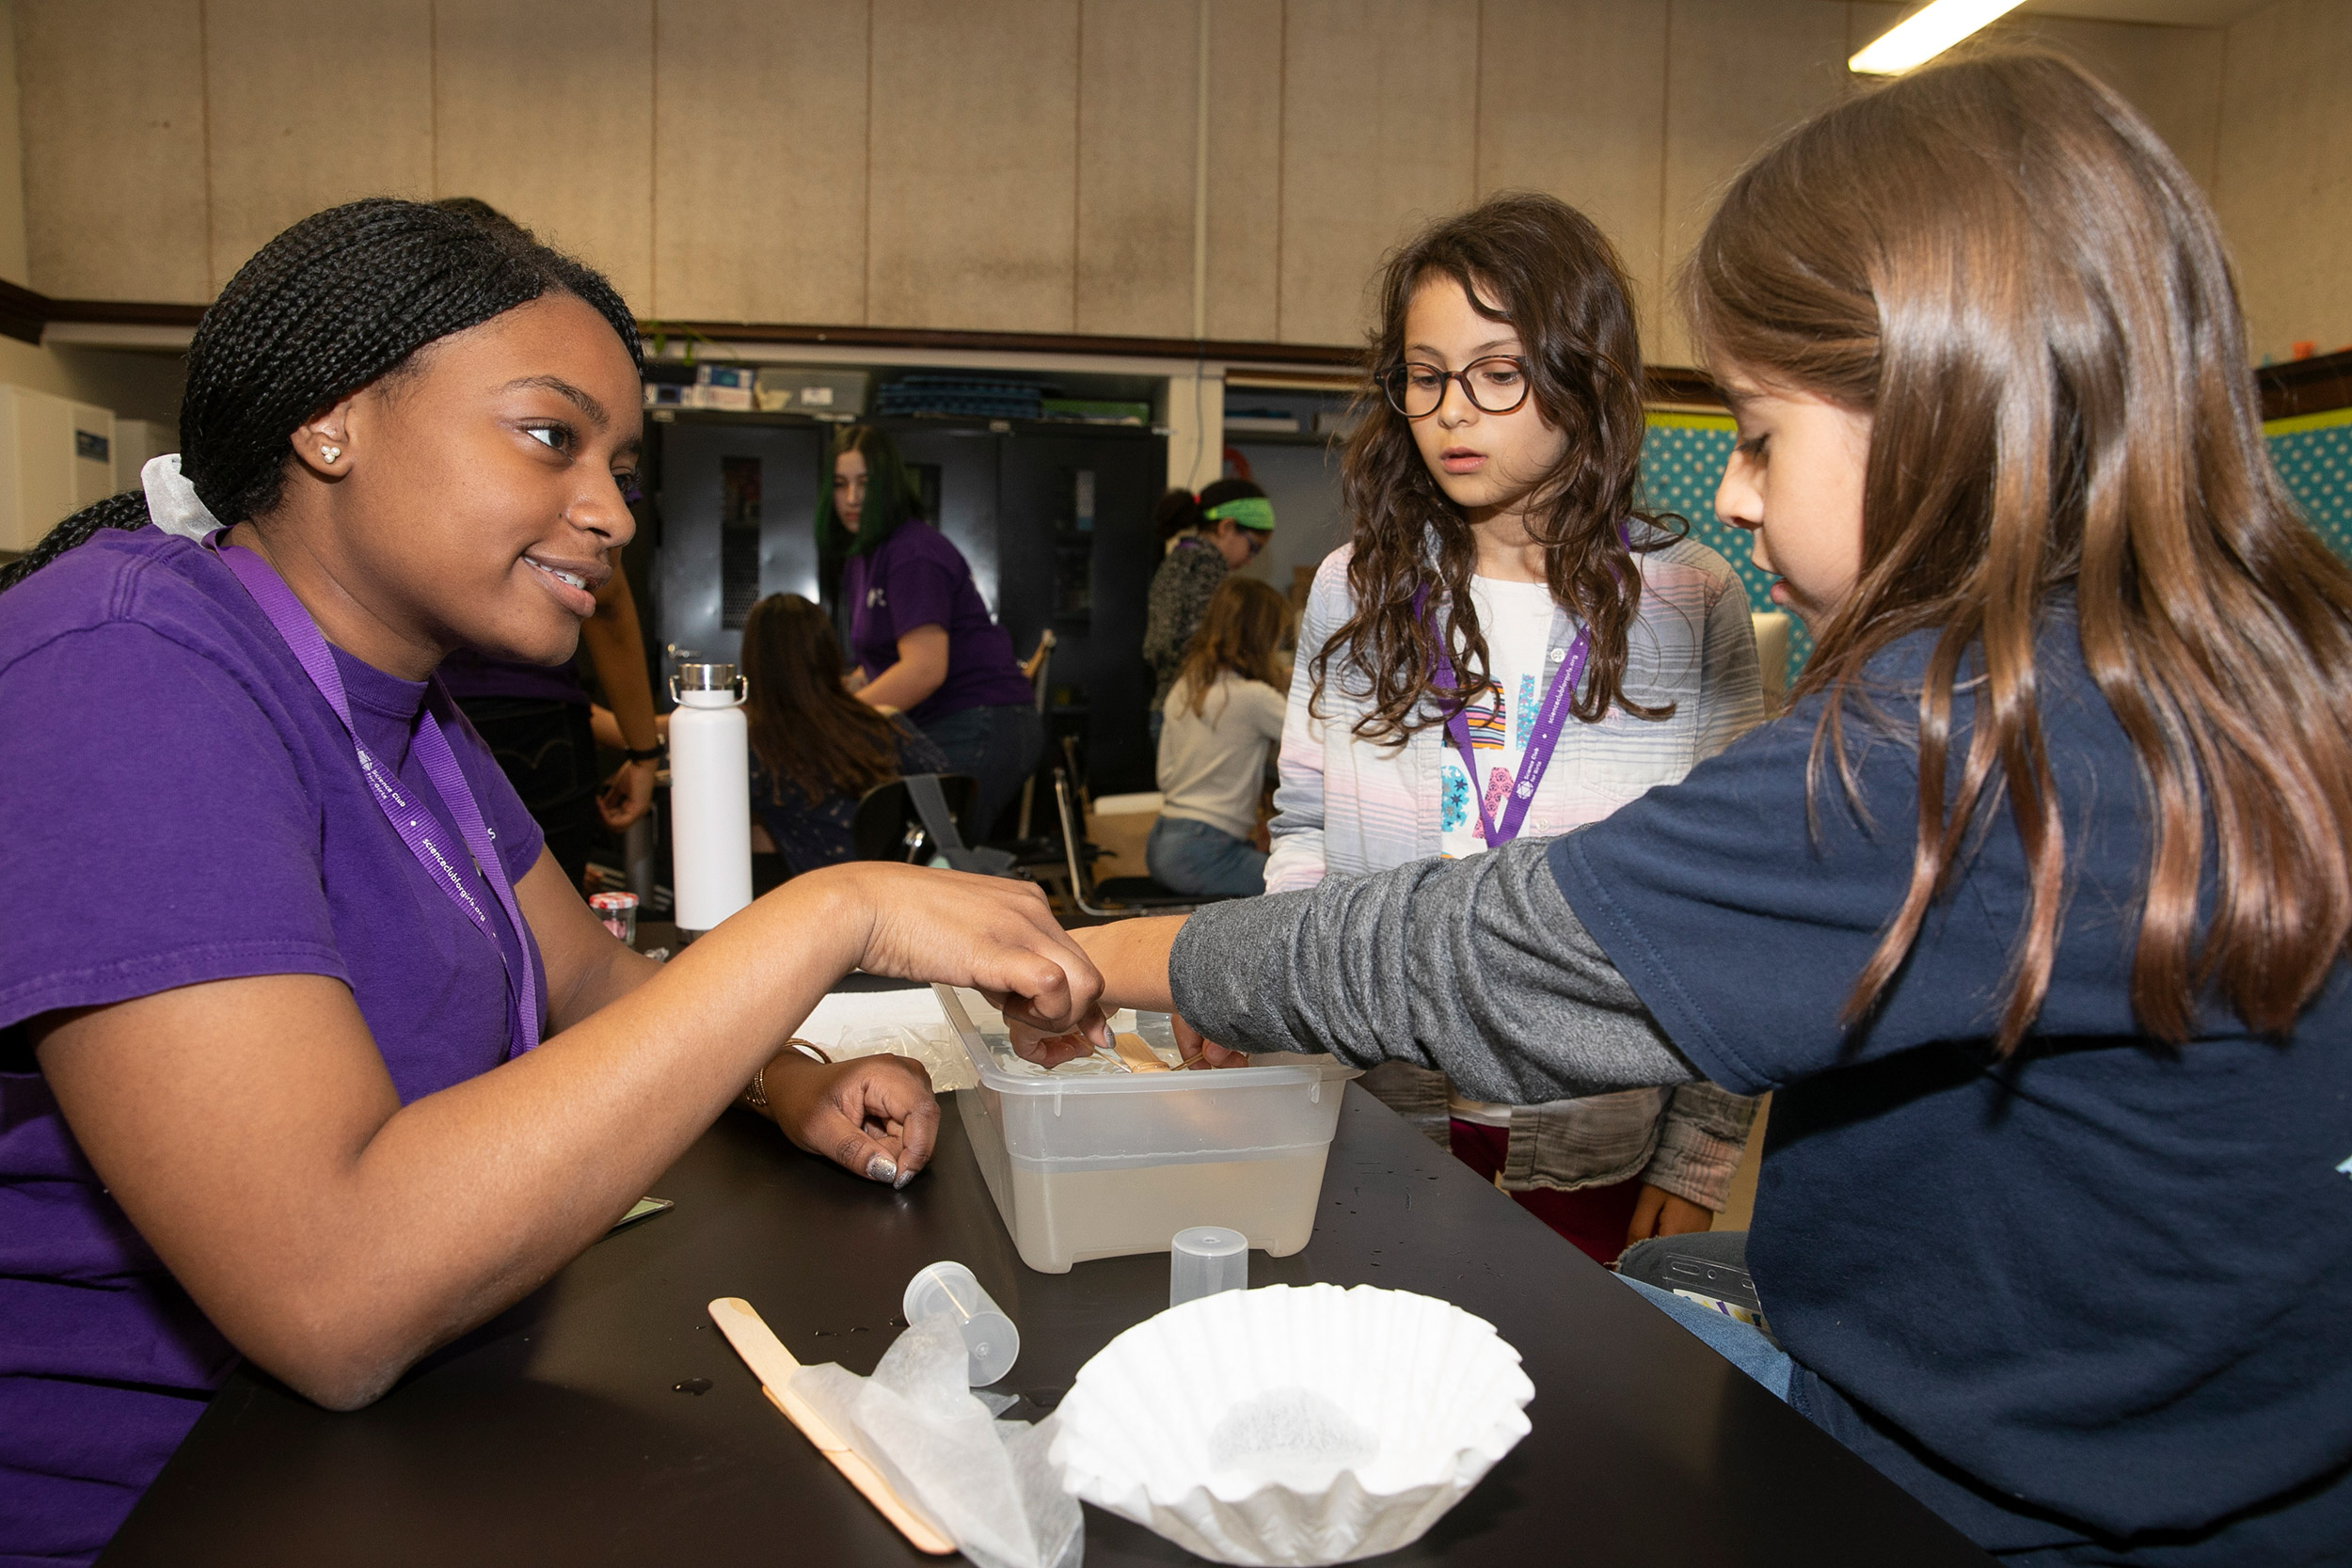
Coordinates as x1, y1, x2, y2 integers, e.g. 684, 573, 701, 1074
649, 411, 1168, 802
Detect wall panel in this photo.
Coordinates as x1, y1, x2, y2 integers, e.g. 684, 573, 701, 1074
1202, 0, 1283, 342
651, 0, 868, 324
1992, 12, 2225, 189
1477, 0, 1669, 352
1076, 0, 1196, 338
434, 0, 656, 310
206, 0, 434, 292
2215, 0, 2352, 361
1658, 0, 1854, 362
1279, 0, 1480, 346
17, 0, 209, 301
866, 0, 1080, 333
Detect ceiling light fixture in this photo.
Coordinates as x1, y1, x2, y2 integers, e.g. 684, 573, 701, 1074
1849, 0, 2028, 75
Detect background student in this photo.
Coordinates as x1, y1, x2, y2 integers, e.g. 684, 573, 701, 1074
1141, 479, 1276, 736
1149, 575, 1293, 896
740, 591, 949, 875
1035, 55, 2352, 1559
0, 200, 1101, 1567
1270, 191, 1764, 1262
819, 424, 1042, 839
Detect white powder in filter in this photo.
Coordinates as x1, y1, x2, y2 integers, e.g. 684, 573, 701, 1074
1207, 1387, 1379, 1489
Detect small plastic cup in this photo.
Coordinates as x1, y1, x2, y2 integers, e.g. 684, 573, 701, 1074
903, 1260, 1020, 1386
1170, 1227, 1248, 1307
588, 890, 639, 946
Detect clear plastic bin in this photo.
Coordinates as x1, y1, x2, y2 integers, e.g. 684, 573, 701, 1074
934, 986, 1361, 1274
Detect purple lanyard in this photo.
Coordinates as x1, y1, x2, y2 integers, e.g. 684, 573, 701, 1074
215, 540, 542, 1058
1416, 585, 1594, 848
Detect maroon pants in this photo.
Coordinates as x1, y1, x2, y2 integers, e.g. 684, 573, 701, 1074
1449, 1118, 1642, 1266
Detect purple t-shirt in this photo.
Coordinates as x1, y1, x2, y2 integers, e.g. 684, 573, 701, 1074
435, 645, 590, 705
0, 527, 548, 1564
841, 522, 1033, 727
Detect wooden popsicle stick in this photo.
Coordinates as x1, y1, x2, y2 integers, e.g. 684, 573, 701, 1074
707, 1297, 955, 1556
1111, 1032, 1170, 1072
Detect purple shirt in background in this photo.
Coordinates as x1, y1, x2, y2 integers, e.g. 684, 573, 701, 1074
0, 527, 548, 1565
841, 521, 1032, 727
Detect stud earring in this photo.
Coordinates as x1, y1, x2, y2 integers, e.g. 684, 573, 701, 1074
320, 445, 342, 463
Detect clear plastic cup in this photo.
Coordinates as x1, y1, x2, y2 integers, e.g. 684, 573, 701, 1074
903, 1260, 1020, 1386
588, 890, 639, 946
1170, 1227, 1249, 1307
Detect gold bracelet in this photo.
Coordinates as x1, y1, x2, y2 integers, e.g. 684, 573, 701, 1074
741, 1039, 828, 1115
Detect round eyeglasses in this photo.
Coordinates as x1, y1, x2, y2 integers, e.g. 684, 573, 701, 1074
1377, 356, 1533, 419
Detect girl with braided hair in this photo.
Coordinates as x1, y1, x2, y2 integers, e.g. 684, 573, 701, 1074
0, 199, 1101, 1563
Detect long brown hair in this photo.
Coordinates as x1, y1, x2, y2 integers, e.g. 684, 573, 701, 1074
1312, 192, 1671, 743
739, 593, 906, 805
1688, 51, 2352, 1051
1173, 576, 1293, 718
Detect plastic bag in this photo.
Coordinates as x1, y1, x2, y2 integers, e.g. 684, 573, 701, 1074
792, 1313, 1083, 1568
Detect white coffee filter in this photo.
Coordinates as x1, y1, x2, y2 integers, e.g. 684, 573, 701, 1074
1049, 1282, 1534, 1565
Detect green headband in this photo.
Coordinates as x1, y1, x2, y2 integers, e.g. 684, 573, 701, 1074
1202, 496, 1276, 531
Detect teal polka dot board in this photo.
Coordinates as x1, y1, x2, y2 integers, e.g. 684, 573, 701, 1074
1639, 408, 2352, 693
2268, 408, 2352, 564
1638, 414, 1812, 688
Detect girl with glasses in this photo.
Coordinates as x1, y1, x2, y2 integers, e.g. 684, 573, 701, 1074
1264, 192, 1768, 1263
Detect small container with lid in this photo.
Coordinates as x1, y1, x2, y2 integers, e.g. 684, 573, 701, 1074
587, 890, 639, 946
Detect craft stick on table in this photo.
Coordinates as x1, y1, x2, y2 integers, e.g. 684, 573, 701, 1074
707, 1296, 956, 1555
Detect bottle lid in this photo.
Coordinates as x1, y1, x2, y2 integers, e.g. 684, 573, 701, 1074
673, 661, 739, 690
588, 892, 640, 913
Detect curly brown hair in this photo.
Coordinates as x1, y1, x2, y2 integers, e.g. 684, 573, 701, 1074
1311, 192, 1675, 744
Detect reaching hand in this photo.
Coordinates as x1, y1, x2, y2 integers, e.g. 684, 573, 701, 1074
763, 1053, 940, 1188
1008, 1010, 1111, 1069
596, 757, 657, 831
1625, 1182, 1715, 1245
1172, 1012, 1248, 1069
817, 863, 1104, 1037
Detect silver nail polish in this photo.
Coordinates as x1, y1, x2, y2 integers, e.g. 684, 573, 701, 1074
866, 1153, 898, 1183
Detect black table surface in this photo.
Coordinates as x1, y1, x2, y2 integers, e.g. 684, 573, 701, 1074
103, 991, 1989, 1567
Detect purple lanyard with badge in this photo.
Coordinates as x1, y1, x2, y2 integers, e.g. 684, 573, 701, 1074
1418, 583, 1593, 847
1415, 525, 1624, 847
213, 537, 542, 1059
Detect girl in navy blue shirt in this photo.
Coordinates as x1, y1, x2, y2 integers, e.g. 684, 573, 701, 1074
1038, 54, 2352, 1562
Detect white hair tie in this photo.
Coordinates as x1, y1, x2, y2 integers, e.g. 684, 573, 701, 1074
142, 453, 224, 543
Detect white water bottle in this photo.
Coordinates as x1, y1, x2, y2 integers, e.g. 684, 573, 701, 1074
668, 661, 753, 934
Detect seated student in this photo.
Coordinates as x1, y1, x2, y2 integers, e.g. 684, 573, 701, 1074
1148, 576, 1292, 896
1026, 56, 2352, 1559
740, 591, 950, 874
0, 199, 1101, 1567
1141, 480, 1277, 736
821, 425, 1041, 840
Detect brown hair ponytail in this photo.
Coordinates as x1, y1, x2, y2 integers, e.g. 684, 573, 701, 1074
1689, 51, 2352, 1051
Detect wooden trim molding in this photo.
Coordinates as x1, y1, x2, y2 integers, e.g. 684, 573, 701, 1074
13, 288, 2343, 422
0, 278, 47, 345
2256, 349, 2352, 424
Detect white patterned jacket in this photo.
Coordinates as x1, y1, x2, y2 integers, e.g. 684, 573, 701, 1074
1265, 530, 1765, 1207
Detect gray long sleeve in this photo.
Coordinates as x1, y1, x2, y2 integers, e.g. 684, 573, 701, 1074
1168, 834, 1699, 1102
